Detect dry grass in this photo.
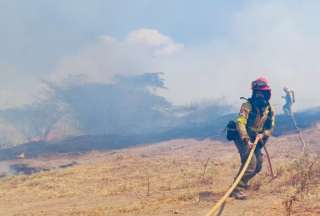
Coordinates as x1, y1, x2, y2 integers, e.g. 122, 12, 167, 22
0, 129, 319, 215
280, 155, 320, 216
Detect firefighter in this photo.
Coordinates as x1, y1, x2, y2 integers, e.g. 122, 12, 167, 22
230, 77, 276, 199
282, 87, 295, 116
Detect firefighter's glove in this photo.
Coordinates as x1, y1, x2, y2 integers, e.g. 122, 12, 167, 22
256, 133, 264, 141
243, 138, 254, 149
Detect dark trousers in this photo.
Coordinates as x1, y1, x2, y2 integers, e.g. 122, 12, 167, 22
233, 137, 263, 190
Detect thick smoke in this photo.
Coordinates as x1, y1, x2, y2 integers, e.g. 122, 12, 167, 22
0, 73, 231, 147
51, 73, 172, 135
2, 2, 320, 110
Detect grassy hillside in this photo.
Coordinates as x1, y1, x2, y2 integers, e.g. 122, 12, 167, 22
0, 128, 319, 215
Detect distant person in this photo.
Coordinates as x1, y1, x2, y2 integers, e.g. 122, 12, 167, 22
230, 77, 276, 200
282, 87, 295, 116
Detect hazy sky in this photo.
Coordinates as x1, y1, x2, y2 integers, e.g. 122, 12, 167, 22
1, 0, 319, 111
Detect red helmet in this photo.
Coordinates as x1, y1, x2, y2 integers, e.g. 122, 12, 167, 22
251, 77, 271, 91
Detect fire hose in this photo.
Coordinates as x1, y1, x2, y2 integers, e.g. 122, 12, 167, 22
290, 113, 308, 154
205, 136, 260, 216
263, 145, 275, 179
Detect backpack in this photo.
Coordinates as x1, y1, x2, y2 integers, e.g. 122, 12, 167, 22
226, 120, 239, 141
